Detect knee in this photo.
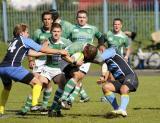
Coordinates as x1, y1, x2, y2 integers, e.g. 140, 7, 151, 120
102, 84, 112, 93
73, 71, 85, 81
30, 77, 42, 86
120, 85, 129, 94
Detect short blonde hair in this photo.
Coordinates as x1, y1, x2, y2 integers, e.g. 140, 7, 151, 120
13, 23, 28, 37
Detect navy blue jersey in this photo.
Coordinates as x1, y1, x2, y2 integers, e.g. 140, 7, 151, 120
0, 36, 42, 67
101, 48, 134, 79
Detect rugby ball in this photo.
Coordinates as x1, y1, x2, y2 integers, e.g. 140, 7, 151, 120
71, 52, 84, 62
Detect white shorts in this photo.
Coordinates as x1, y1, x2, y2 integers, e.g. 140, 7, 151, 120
79, 62, 91, 74
33, 59, 46, 73
40, 65, 62, 81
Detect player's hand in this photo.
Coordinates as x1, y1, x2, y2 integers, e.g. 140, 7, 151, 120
59, 50, 68, 56
28, 60, 35, 69
76, 60, 84, 66
42, 40, 49, 47
124, 56, 128, 62
97, 76, 106, 85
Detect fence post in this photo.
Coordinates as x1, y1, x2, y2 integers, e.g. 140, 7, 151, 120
52, 0, 57, 10
103, 0, 108, 33
2, 0, 8, 43
154, 0, 159, 31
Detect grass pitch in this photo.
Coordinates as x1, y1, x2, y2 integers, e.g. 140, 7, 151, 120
0, 75, 160, 123
0, 42, 160, 123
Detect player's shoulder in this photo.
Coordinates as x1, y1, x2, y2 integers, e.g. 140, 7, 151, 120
62, 20, 72, 25
34, 28, 43, 35
120, 31, 128, 38
86, 24, 97, 29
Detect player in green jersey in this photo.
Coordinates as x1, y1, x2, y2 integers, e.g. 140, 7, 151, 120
49, 9, 74, 39
104, 18, 131, 61
66, 10, 105, 104
48, 41, 98, 117
19, 11, 55, 114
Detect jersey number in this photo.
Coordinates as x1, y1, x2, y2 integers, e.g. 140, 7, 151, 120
8, 40, 18, 53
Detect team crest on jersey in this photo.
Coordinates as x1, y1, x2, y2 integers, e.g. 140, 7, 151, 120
40, 35, 46, 41
87, 29, 91, 33
108, 37, 113, 41
73, 29, 79, 33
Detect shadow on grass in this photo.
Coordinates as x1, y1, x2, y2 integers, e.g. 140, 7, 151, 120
64, 112, 124, 119
5, 109, 124, 119
133, 107, 160, 110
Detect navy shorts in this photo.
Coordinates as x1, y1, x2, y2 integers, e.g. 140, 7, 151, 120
110, 73, 139, 93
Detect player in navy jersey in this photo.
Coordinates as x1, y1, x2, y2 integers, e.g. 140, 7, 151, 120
96, 44, 139, 117
0, 23, 68, 116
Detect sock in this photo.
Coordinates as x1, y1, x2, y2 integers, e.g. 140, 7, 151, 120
32, 84, 42, 106
68, 85, 80, 103
42, 87, 52, 108
79, 85, 88, 99
0, 89, 10, 114
51, 88, 63, 111
61, 79, 77, 100
104, 91, 119, 110
119, 94, 129, 111
21, 95, 32, 113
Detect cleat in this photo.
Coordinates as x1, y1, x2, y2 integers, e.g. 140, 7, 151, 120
16, 111, 27, 116
100, 96, 108, 102
0, 113, 4, 117
79, 97, 90, 103
48, 109, 63, 117
114, 109, 127, 117
30, 105, 41, 112
61, 100, 71, 110
105, 111, 119, 119
39, 107, 48, 115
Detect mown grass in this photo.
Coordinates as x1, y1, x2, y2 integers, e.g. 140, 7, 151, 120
0, 76, 160, 123
0, 42, 160, 123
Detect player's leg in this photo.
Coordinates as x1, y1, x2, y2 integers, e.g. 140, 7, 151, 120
3, 66, 42, 115
102, 82, 119, 110
116, 74, 138, 117
101, 72, 115, 102
67, 63, 90, 103
19, 73, 41, 113
60, 65, 81, 101
41, 82, 52, 110
48, 74, 66, 117
38, 66, 62, 114
0, 75, 12, 116
67, 83, 81, 103
79, 84, 90, 103
78, 63, 90, 102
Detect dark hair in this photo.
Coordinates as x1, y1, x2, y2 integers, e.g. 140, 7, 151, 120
49, 9, 59, 22
41, 11, 53, 21
13, 23, 28, 37
97, 44, 107, 49
76, 10, 88, 19
113, 18, 123, 24
84, 44, 97, 62
50, 23, 62, 32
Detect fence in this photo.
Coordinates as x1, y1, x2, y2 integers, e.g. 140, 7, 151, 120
0, 0, 159, 43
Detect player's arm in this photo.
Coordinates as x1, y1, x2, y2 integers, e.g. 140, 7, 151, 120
62, 55, 84, 66
28, 49, 47, 57
124, 47, 131, 61
22, 37, 68, 56
28, 56, 35, 69
94, 26, 105, 45
97, 34, 105, 45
